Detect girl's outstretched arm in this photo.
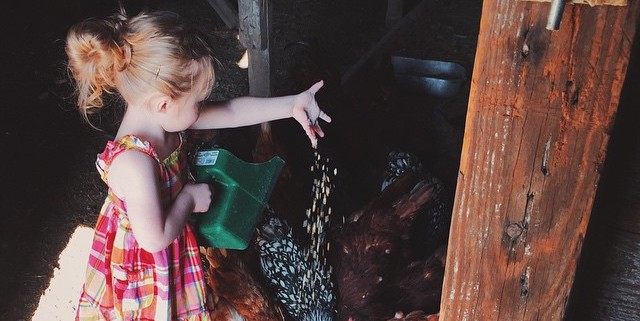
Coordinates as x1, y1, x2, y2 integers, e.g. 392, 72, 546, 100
191, 80, 332, 146
107, 150, 212, 253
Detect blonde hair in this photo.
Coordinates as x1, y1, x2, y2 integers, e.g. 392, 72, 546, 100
66, 10, 215, 122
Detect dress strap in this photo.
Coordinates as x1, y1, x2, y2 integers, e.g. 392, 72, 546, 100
96, 135, 161, 184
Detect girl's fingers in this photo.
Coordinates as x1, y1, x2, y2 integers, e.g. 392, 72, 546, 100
303, 119, 327, 147
299, 81, 328, 147
318, 110, 331, 123
308, 110, 331, 127
308, 80, 324, 95
312, 123, 325, 138
304, 125, 318, 148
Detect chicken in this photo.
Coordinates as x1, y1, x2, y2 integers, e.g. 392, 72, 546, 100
332, 172, 438, 321
330, 149, 451, 321
256, 214, 335, 321
202, 247, 285, 321
256, 150, 337, 321
387, 245, 446, 315
381, 150, 451, 261
253, 118, 314, 237
384, 311, 439, 321
208, 296, 246, 321
254, 123, 291, 176
380, 151, 424, 191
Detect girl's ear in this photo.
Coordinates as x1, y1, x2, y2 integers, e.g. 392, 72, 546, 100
149, 93, 172, 114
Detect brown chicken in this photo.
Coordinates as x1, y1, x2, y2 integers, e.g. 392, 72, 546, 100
331, 172, 438, 321
202, 247, 285, 321
253, 123, 290, 172
207, 296, 245, 321
253, 121, 312, 233
387, 245, 447, 315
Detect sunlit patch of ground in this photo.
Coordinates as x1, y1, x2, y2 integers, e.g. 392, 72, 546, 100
32, 226, 93, 321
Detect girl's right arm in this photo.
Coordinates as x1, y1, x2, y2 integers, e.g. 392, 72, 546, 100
192, 81, 331, 147
107, 150, 212, 252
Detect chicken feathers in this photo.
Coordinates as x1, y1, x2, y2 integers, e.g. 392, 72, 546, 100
388, 245, 447, 315
333, 173, 437, 321
382, 151, 451, 261
203, 247, 284, 321
256, 215, 335, 321
332, 150, 451, 321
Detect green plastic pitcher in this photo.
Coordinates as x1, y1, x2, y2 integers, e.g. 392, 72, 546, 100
192, 148, 285, 250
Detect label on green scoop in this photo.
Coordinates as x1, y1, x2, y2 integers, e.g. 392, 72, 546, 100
195, 150, 220, 166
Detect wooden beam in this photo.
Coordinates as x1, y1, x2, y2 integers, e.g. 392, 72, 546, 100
248, 47, 271, 97
520, 0, 627, 6
238, 0, 270, 50
238, 0, 271, 97
565, 32, 640, 320
440, 0, 640, 320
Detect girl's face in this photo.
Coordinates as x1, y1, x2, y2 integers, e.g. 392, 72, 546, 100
162, 70, 213, 132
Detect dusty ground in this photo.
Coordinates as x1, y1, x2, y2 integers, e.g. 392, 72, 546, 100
0, 0, 482, 320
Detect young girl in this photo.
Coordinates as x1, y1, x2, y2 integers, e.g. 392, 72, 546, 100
66, 9, 331, 321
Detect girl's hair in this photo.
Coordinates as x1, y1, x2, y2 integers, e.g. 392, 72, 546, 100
66, 9, 215, 122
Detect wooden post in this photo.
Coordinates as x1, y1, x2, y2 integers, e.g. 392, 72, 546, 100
565, 31, 640, 320
238, 0, 271, 97
440, 0, 640, 320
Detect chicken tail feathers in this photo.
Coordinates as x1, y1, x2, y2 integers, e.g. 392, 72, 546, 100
257, 215, 292, 242
381, 151, 424, 192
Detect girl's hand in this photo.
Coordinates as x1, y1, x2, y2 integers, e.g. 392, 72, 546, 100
182, 182, 213, 213
292, 80, 332, 147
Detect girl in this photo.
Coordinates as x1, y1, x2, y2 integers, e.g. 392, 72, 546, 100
66, 9, 330, 321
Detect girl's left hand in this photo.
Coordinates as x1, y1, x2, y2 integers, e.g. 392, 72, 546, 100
292, 80, 332, 147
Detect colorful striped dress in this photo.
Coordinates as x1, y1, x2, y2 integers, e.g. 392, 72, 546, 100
76, 134, 211, 321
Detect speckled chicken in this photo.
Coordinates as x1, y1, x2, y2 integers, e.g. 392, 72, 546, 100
202, 247, 285, 321
381, 151, 451, 261
256, 214, 335, 321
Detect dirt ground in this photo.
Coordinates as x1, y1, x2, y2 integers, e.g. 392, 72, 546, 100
0, 0, 482, 320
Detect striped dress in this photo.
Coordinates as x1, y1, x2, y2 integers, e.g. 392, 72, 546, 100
76, 134, 211, 321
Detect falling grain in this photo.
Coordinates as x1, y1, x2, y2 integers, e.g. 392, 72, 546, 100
300, 148, 336, 305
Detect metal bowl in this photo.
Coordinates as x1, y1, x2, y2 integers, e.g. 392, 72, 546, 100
392, 56, 467, 98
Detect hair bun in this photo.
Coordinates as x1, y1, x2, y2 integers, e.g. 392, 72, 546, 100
108, 35, 132, 73
65, 15, 132, 110
108, 12, 132, 72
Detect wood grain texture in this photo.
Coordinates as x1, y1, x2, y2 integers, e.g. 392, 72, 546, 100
248, 48, 271, 97
238, 0, 272, 97
440, 0, 640, 320
238, 0, 270, 50
565, 29, 640, 320
520, 0, 627, 7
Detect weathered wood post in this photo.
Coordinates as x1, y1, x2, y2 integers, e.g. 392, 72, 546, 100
238, 0, 271, 97
238, 0, 272, 150
440, 0, 640, 320
565, 30, 640, 321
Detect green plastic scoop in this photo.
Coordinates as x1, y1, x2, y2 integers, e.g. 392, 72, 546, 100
192, 148, 285, 250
